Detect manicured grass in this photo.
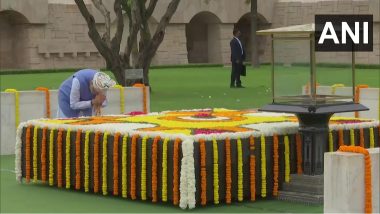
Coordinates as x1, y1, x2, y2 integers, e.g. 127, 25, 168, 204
0, 65, 378, 212
0, 155, 322, 213
1, 65, 379, 112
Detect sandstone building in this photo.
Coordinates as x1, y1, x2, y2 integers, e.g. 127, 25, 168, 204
0, 0, 379, 70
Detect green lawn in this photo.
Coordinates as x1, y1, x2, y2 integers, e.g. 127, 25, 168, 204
0, 65, 379, 213
0, 154, 322, 213
1, 65, 379, 112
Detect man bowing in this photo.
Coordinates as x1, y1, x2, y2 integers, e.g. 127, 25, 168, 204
230, 28, 246, 88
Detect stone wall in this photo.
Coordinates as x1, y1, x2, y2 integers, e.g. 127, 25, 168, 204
154, 24, 188, 65
27, 3, 105, 69
0, 10, 30, 69
0, 0, 48, 23
218, 24, 236, 64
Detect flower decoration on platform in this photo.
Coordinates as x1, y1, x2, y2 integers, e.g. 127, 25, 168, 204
193, 112, 214, 118
193, 129, 227, 135
127, 111, 145, 116
14, 108, 380, 210
29, 109, 378, 138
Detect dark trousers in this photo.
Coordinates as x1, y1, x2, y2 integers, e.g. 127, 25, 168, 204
230, 62, 241, 86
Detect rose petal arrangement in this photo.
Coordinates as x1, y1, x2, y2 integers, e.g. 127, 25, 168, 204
15, 108, 380, 209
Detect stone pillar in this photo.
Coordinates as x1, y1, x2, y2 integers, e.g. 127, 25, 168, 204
218, 23, 234, 65
155, 23, 188, 65
324, 148, 380, 213
207, 23, 221, 64
0, 15, 13, 69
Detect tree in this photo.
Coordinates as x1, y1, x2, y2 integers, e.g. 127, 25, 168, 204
74, 0, 181, 86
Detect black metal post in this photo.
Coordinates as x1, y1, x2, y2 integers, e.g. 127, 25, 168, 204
260, 102, 368, 175
296, 113, 333, 175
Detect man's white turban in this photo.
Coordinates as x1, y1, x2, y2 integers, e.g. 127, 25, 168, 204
93, 72, 116, 90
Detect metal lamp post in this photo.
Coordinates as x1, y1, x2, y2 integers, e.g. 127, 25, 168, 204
257, 24, 368, 175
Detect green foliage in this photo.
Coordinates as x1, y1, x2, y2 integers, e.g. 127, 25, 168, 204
121, 0, 131, 11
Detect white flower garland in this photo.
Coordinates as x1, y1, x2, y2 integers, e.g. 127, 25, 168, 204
179, 138, 196, 209
15, 124, 24, 183
14, 108, 380, 209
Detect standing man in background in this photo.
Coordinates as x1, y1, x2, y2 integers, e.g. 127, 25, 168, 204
230, 28, 246, 88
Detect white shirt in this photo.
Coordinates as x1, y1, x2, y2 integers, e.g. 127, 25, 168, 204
70, 78, 92, 110
234, 36, 244, 55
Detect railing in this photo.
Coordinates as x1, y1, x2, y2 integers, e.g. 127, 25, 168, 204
0, 86, 150, 155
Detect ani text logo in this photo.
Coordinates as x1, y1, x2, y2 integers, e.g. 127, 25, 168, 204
315, 15, 373, 52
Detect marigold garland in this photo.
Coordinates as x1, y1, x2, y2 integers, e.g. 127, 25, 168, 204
41, 127, 47, 183
25, 125, 32, 183
212, 137, 219, 204
225, 137, 232, 203
331, 83, 345, 95
284, 135, 290, 183
338, 145, 372, 214
359, 128, 365, 148
75, 129, 82, 190
65, 128, 71, 189
57, 129, 63, 188
272, 134, 279, 196
162, 138, 169, 202
102, 132, 109, 195
328, 130, 334, 152
338, 129, 345, 146
121, 134, 128, 198
350, 129, 355, 146
35, 87, 51, 118
260, 135, 267, 197
249, 136, 256, 201
354, 84, 369, 118
142, 86, 148, 113
20, 109, 380, 208
199, 138, 207, 205
33, 126, 39, 183
113, 85, 125, 114
141, 136, 148, 200
369, 128, 374, 148
133, 84, 148, 113
173, 138, 181, 205
304, 82, 320, 95
84, 131, 90, 192
237, 138, 244, 201
93, 131, 100, 193
295, 133, 303, 174
48, 128, 55, 186
5, 89, 19, 129
113, 132, 120, 195
130, 134, 138, 200
152, 136, 160, 202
